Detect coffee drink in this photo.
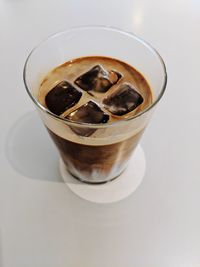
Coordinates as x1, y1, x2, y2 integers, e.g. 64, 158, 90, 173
38, 56, 152, 183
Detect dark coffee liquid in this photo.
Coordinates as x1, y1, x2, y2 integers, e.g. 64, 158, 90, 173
39, 56, 152, 183
48, 128, 143, 183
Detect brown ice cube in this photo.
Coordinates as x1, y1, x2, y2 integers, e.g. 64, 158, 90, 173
103, 83, 143, 116
66, 101, 109, 136
45, 81, 82, 115
75, 65, 121, 93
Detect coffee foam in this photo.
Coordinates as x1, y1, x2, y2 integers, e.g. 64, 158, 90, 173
38, 56, 153, 145
39, 107, 150, 146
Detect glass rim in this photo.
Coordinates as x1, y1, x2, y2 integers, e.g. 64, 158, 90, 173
23, 25, 167, 129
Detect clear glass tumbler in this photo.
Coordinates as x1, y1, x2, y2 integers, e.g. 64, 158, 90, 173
23, 26, 167, 184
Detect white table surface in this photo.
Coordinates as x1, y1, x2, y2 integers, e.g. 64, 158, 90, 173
0, 0, 200, 266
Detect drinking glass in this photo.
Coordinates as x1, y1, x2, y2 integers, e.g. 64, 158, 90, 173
23, 26, 167, 184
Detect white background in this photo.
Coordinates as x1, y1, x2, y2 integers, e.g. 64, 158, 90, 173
0, 0, 200, 266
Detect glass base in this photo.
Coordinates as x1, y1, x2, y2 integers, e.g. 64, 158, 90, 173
59, 145, 146, 204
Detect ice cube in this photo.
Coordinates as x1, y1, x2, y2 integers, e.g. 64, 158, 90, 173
103, 83, 143, 116
45, 81, 82, 115
66, 101, 109, 136
75, 65, 121, 93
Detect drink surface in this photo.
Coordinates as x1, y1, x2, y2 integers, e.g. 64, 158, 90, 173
38, 56, 152, 124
